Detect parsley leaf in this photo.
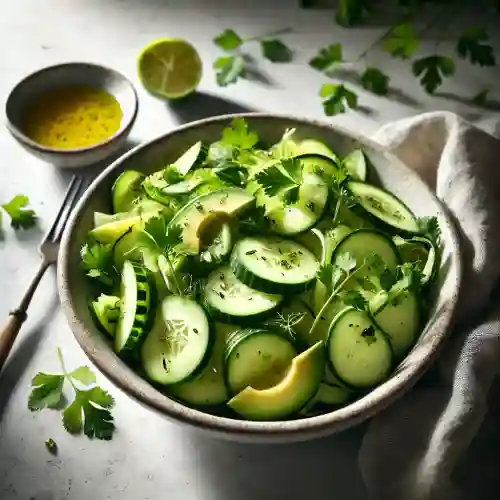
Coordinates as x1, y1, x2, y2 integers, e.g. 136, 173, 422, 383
341, 289, 368, 311
457, 28, 496, 67
320, 83, 358, 116
383, 23, 419, 59
63, 387, 115, 440
261, 39, 292, 62
309, 43, 343, 72
255, 158, 303, 205
28, 373, 65, 411
141, 217, 182, 255
336, 0, 372, 27
255, 165, 295, 197
361, 67, 390, 96
412, 55, 455, 94
417, 215, 441, 245
29, 349, 116, 441
80, 238, 116, 286
221, 118, 259, 151
214, 29, 243, 51
1, 194, 37, 229
213, 55, 245, 86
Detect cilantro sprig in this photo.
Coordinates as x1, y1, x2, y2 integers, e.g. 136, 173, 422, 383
1, 194, 37, 230
80, 237, 116, 287
28, 348, 116, 441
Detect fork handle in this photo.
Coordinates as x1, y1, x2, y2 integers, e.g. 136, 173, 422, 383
0, 260, 50, 371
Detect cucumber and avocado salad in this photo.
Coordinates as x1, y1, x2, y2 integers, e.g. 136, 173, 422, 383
79, 118, 441, 422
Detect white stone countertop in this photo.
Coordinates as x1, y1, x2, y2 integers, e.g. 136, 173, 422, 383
0, 1, 499, 499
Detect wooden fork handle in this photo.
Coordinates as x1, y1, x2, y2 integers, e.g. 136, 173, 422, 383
0, 311, 27, 371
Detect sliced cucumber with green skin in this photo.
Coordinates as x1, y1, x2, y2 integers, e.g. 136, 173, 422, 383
115, 261, 152, 354
113, 230, 144, 270
112, 170, 145, 213
316, 382, 351, 406
141, 296, 213, 385
171, 141, 206, 177
203, 266, 283, 323
91, 294, 120, 336
142, 171, 188, 211
231, 236, 319, 294
224, 328, 297, 396
327, 308, 393, 389
370, 290, 420, 360
332, 229, 400, 270
228, 341, 324, 421
395, 236, 437, 286
343, 149, 367, 181
168, 323, 236, 406
299, 139, 338, 163
169, 188, 255, 254
348, 181, 419, 234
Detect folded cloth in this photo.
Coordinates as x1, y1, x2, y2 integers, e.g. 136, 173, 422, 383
359, 111, 500, 500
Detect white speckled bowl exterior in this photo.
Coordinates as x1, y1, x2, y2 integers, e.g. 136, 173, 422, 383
5, 62, 138, 168
58, 114, 462, 443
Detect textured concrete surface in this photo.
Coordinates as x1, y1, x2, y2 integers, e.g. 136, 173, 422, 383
0, 1, 499, 499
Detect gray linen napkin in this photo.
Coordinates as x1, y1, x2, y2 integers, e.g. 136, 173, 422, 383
359, 111, 500, 500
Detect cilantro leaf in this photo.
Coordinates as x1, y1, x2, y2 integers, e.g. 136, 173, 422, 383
221, 118, 259, 151
212, 160, 248, 186
80, 238, 115, 286
163, 165, 183, 184
341, 289, 368, 311
282, 186, 301, 205
309, 44, 343, 72
141, 217, 182, 255
1, 194, 37, 229
213, 55, 245, 86
472, 89, 489, 107
69, 366, 96, 386
361, 67, 390, 96
255, 164, 296, 197
457, 28, 496, 67
336, 0, 372, 27
320, 83, 358, 116
28, 373, 65, 411
417, 215, 441, 245
412, 55, 455, 94
280, 157, 302, 183
214, 29, 243, 51
261, 39, 292, 63
383, 23, 419, 59
336, 252, 358, 274
62, 387, 115, 440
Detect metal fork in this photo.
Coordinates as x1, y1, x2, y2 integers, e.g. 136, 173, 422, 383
0, 176, 85, 370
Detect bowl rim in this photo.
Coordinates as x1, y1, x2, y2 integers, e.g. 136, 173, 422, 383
58, 112, 462, 440
4, 61, 139, 156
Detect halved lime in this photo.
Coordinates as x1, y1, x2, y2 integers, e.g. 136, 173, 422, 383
137, 38, 202, 99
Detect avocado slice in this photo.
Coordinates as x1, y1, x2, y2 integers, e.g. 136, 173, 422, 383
90, 216, 143, 244
228, 341, 325, 421
169, 188, 255, 254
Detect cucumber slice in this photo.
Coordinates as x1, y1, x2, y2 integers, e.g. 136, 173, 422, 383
113, 230, 144, 270
141, 296, 213, 385
299, 139, 338, 162
142, 171, 188, 211
332, 229, 400, 270
255, 156, 332, 235
171, 141, 206, 177
371, 290, 420, 360
168, 323, 236, 406
343, 149, 367, 181
112, 170, 145, 213
395, 236, 437, 286
348, 181, 419, 233
316, 382, 351, 406
224, 328, 297, 395
327, 308, 393, 389
203, 266, 283, 323
91, 294, 120, 336
115, 261, 152, 354
227, 341, 324, 421
231, 236, 319, 294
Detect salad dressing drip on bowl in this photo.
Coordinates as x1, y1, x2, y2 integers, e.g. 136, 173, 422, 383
5, 62, 138, 168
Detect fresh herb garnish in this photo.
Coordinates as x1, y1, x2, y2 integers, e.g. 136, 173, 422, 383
266, 311, 307, 340
261, 39, 292, 63
80, 237, 116, 286
336, 0, 372, 27
383, 22, 419, 59
220, 118, 259, 153
417, 215, 441, 246
456, 28, 496, 67
213, 55, 246, 87
214, 29, 243, 51
360, 67, 390, 96
319, 83, 358, 116
309, 43, 343, 72
412, 55, 455, 94
1, 194, 37, 230
45, 438, 58, 455
29, 348, 115, 441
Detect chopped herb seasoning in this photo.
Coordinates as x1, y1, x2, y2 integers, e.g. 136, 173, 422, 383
219, 272, 225, 281
281, 259, 292, 270
45, 438, 58, 455
306, 201, 315, 212
193, 328, 199, 334
217, 291, 225, 299
361, 325, 376, 345
245, 250, 257, 256
195, 202, 204, 213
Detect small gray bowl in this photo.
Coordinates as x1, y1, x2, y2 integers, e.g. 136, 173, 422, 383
58, 113, 462, 443
5, 62, 138, 169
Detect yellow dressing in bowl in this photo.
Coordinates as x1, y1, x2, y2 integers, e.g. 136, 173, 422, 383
22, 85, 123, 149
